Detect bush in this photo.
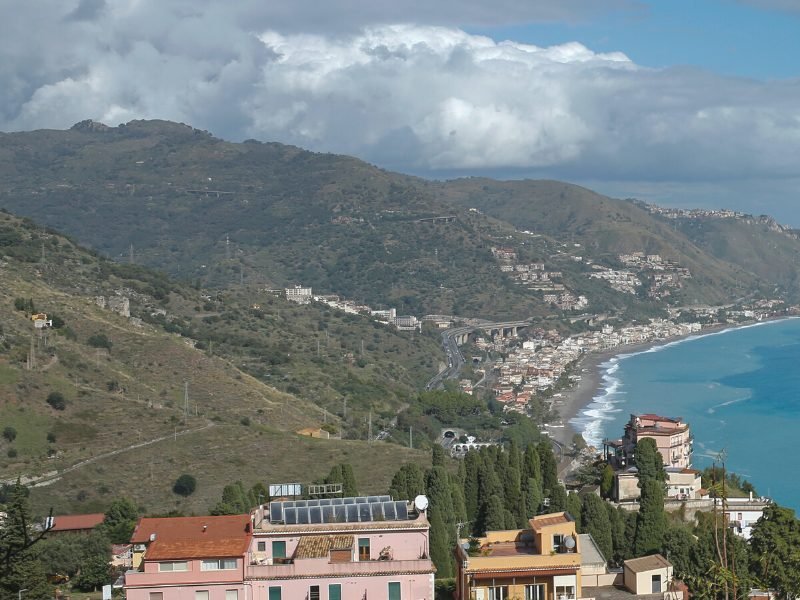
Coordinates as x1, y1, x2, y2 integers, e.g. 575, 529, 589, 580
7, 448, 17, 458
173, 474, 197, 497
2, 426, 16, 442
47, 432, 56, 443
87, 333, 112, 349
240, 416, 251, 426
46, 391, 67, 410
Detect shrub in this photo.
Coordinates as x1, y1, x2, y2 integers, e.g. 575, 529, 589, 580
240, 416, 251, 426
87, 333, 112, 349
46, 391, 67, 410
2, 426, 16, 442
46, 432, 56, 443
173, 474, 197, 497
7, 448, 17, 458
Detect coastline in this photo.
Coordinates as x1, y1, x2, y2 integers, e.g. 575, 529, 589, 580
548, 315, 796, 448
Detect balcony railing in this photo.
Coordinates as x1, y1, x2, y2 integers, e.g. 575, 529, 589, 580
246, 558, 434, 580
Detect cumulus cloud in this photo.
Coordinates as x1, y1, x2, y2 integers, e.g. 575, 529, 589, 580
2, 0, 800, 190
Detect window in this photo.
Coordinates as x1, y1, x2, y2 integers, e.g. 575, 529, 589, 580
309, 586, 320, 600
555, 586, 576, 600
525, 584, 544, 600
195, 592, 209, 600
158, 561, 188, 572
358, 538, 370, 561
200, 559, 237, 571
328, 584, 341, 600
226, 591, 238, 600
272, 541, 286, 559
268, 587, 281, 600
149, 593, 163, 600
488, 587, 508, 600
257, 541, 266, 552
388, 582, 401, 600
552, 534, 565, 552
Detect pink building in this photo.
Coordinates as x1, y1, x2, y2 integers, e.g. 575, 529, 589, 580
604, 413, 693, 470
125, 515, 252, 600
248, 497, 435, 600
125, 497, 435, 600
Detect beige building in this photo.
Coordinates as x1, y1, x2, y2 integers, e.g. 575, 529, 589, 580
604, 413, 693, 470
455, 512, 582, 600
623, 554, 673, 594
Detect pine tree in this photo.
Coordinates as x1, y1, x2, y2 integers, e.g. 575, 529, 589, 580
633, 479, 666, 556
101, 497, 139, 543
581, 494, 612, 562
0, 482, 51, 600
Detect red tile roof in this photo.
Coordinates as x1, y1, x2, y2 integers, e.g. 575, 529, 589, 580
49, 513, 105, 532
131, 515, 252, 560
530, 512, 572, 531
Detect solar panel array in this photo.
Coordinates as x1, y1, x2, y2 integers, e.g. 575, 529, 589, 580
268, 496, 411, 524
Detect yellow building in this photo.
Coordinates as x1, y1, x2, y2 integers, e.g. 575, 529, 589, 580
455, 512, 581, 600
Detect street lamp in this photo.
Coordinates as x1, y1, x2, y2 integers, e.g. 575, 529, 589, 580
19, 589, 28, 600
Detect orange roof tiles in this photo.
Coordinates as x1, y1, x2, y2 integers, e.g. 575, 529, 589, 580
49, 513, 105, 532
131, 515, 252, 560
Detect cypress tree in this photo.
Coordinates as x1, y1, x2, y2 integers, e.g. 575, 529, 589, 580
450, 477, 468, 525
463, 450, 483, 522
633, 479, 666, 556
537, 441, 559, 496
483, 495, 506, 532
432, 444, 446, 467
525, 478, 542, 518
341, 463, 358, 496
522, 445, 542, 485
581, 494, 613, 562
426, 466, 455, 577
600, 464, 615, 499
605, 503, 628, 565
504, 442, 522, 521
549, 483, 567, 513
566, 493, 583, 531
634, 438, 665, 484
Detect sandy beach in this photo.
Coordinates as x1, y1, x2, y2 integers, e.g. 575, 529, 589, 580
546, 317, 791, 448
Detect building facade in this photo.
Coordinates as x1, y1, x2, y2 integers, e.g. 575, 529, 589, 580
604, 414, 692, 470
455, 512, 582, 600
125, 498, 435, 600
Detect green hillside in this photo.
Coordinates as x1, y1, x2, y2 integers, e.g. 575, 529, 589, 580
0, 212, 431, 515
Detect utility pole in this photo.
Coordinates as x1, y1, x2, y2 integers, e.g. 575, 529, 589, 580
184, 381, 189, 421
342, 397, 347, 420
129, 243, 135, 264
409, 426, 413, 449
368, 409, 372, 442
225, 234, 230, 260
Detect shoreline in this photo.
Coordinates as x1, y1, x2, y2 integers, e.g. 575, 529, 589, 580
548, 314, 796, 448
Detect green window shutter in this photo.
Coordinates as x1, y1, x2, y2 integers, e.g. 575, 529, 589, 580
328, 584, 341, 600
388, 582, 401, 600
268, 587, 281, 600
272, 541, 286, 558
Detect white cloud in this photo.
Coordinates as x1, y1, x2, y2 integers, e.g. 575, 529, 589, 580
2, 1, 800, 193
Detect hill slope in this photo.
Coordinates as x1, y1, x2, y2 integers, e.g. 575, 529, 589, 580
0, 212, 429, 515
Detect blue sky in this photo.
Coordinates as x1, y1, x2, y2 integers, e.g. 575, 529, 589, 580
4, 0, 800, 222
474, 0, 800, 79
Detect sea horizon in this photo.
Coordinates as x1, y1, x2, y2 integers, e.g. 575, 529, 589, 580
571, 316, 800, 510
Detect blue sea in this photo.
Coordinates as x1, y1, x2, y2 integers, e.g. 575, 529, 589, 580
570, 317, 800, 510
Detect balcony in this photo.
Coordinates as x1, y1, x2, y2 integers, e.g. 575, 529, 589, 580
246, 558, 434, 580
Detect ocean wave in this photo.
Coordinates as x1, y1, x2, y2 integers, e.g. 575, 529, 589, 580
707, 395, 750, 414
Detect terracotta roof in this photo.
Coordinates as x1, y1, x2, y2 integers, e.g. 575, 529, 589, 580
131, 515, 252, 560
470, 567, 578, 579
49, 513, 105, 532
624, 553, 672, 573
530, 512, 572, 531
294, 535, 354, 559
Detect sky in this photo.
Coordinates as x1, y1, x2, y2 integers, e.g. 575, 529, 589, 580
2, 0, 800, 222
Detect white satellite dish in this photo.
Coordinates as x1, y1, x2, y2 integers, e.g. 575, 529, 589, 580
414, 495, 429, 512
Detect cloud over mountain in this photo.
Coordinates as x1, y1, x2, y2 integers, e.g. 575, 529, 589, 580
2, 0, 800, 189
